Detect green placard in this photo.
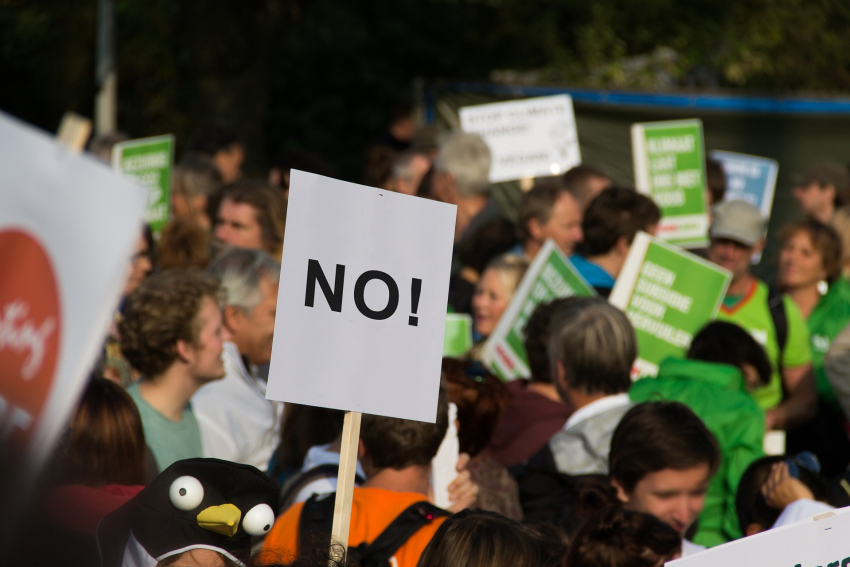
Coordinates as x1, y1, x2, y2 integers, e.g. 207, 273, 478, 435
631, 119, 709, 248
482, 240, 596, 380
610, 232, 731, 378
112, 135, 174, 235
443, 313, 473, 358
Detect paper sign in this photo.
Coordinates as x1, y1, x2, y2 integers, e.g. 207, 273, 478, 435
112, 135, 174, 235
668, 504, 850, 567
431, 402, 459, 509
460, 95, 581, 183
482, 240, 596, 380
609, 232, 731, 378
444, 314, 473, 358
266, 170, 456, 423
632, 119, 709, 249
710, 150, 779, 218
0, 111, 147, 497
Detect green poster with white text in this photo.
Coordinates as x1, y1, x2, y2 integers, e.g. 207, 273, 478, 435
112, 135, 174, 235
632, 119, 709, 248
610, 232, 730, 378
482, 240, 596, 380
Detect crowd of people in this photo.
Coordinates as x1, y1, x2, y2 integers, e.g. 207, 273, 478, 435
19, 104, 850, 567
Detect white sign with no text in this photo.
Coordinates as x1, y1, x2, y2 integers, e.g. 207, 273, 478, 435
459, 95, 581, 183
266, 170, 456, 423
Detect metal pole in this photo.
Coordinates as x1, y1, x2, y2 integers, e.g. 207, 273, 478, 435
95, 0, 117, 136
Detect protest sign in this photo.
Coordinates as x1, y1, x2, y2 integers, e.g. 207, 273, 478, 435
0, 111, 147, 532
267, 169, 456, 422
482, 240, 595, 380
609, 232, 731, 378
632, 119, 709, 248
710, 150, 779, 218
444, 313, 473, 357
112, 135, 174, 235
668, 504, 850, 567
459, 95, 581, 183
55, 111, 92, 152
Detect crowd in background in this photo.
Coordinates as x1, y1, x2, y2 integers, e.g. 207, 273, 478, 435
17, 99, 850, 567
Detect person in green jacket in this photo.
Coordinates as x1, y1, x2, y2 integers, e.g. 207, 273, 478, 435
630, 321, 772, 547
777, 219, 850, 477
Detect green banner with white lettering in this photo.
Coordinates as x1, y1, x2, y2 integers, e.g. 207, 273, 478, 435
482, 240, 596, 380
631, 119, 709, 248
112, 135, 174, 235
609, 232, 731, 378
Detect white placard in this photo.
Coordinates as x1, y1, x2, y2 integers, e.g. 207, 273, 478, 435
459, 95, 581, 183
668, 505, 850, 567
0, 111, 147, 483
266, 170, 456, 423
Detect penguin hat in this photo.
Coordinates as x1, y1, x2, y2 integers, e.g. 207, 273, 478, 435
97, 458, 279, 567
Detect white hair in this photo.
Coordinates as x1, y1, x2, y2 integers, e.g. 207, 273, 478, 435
206, 247, 280, 312
434, 132, 492, 197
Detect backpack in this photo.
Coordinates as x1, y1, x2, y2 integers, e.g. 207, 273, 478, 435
279, 463, 366, 513
767, 286, 788, 371
298, 492, 449, 567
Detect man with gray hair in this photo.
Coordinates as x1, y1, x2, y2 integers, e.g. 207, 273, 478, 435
192, 246, 283, 470
431, 132, 500, 244
389, 149, 431, 196
511, 297, 636, 529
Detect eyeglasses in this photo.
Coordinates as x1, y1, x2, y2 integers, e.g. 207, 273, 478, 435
785, 451, 821, 479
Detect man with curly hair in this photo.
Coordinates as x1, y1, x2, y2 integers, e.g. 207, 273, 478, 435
119, 270, 228, 471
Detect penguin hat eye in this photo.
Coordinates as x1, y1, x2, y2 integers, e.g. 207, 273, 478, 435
242, 503, 275, 536
169, 476, 205, 511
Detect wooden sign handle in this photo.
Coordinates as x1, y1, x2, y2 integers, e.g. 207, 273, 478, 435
55, 112, 93, 153
330, 411, 362, 562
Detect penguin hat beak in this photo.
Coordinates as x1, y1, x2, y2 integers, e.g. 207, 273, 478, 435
197, 503, 242, 537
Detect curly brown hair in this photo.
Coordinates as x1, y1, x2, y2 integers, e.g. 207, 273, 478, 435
119, 269, 222, 378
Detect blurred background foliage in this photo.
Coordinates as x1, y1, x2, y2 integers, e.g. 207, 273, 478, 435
2, 0, 850, 180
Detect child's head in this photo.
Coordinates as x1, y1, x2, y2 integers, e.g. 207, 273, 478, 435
736, 454, 829, 536
687, 321, 772, 390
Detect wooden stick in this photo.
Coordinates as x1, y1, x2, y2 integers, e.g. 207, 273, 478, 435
330, 411, 362, 562
55, 112, 93, 153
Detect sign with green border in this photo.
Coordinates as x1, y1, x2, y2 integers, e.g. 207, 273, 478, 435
112, 135, 174, 235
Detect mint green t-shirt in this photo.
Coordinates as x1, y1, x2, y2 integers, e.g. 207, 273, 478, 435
127, 381, 204, 472
716, 280, 812, 410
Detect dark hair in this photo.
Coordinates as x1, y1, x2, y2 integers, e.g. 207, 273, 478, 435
566, 493, 681, 567
189, 124, 240, 156
563, 164, 610, 206
736, 455, 830, 534
63, 378, 146, 486
578, 187, 661, 257
516, 182, 570, 243
688, 321, 772, 387
157, 219, 211, 270
363, 145, 398, 189
417, 509, 566, 567
441, 358, 510, 456
457, 217, 519, 277
548, 297, 636, 396
609, 402, 721, 494
360, 386, 449, 469
523, 297, 577, 384
705, 158, 727, 205
119, 270, 222, 378
274, 404, 346, 473
270, 150, 335, 189
219, 180, 288, 258
779, 219, 844, 284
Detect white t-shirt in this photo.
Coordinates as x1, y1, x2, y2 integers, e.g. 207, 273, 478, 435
291, 443, 367, 504
681, 538, 705, 557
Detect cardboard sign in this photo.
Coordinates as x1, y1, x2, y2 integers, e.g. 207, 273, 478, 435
459, 95, 581, 183
112, 135, 174, 235
609, 232, 731, 378
710, 150, 779, 217
668, 505, 850, 567
0, 111, 147, 494
482, 240, 595, 380
443, 314, 473, 358
632, 119, 709, 249
266, 170, 456, 423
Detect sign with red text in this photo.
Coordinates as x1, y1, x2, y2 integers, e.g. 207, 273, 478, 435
0, 111, 147, 492
267, 170, 456, 423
